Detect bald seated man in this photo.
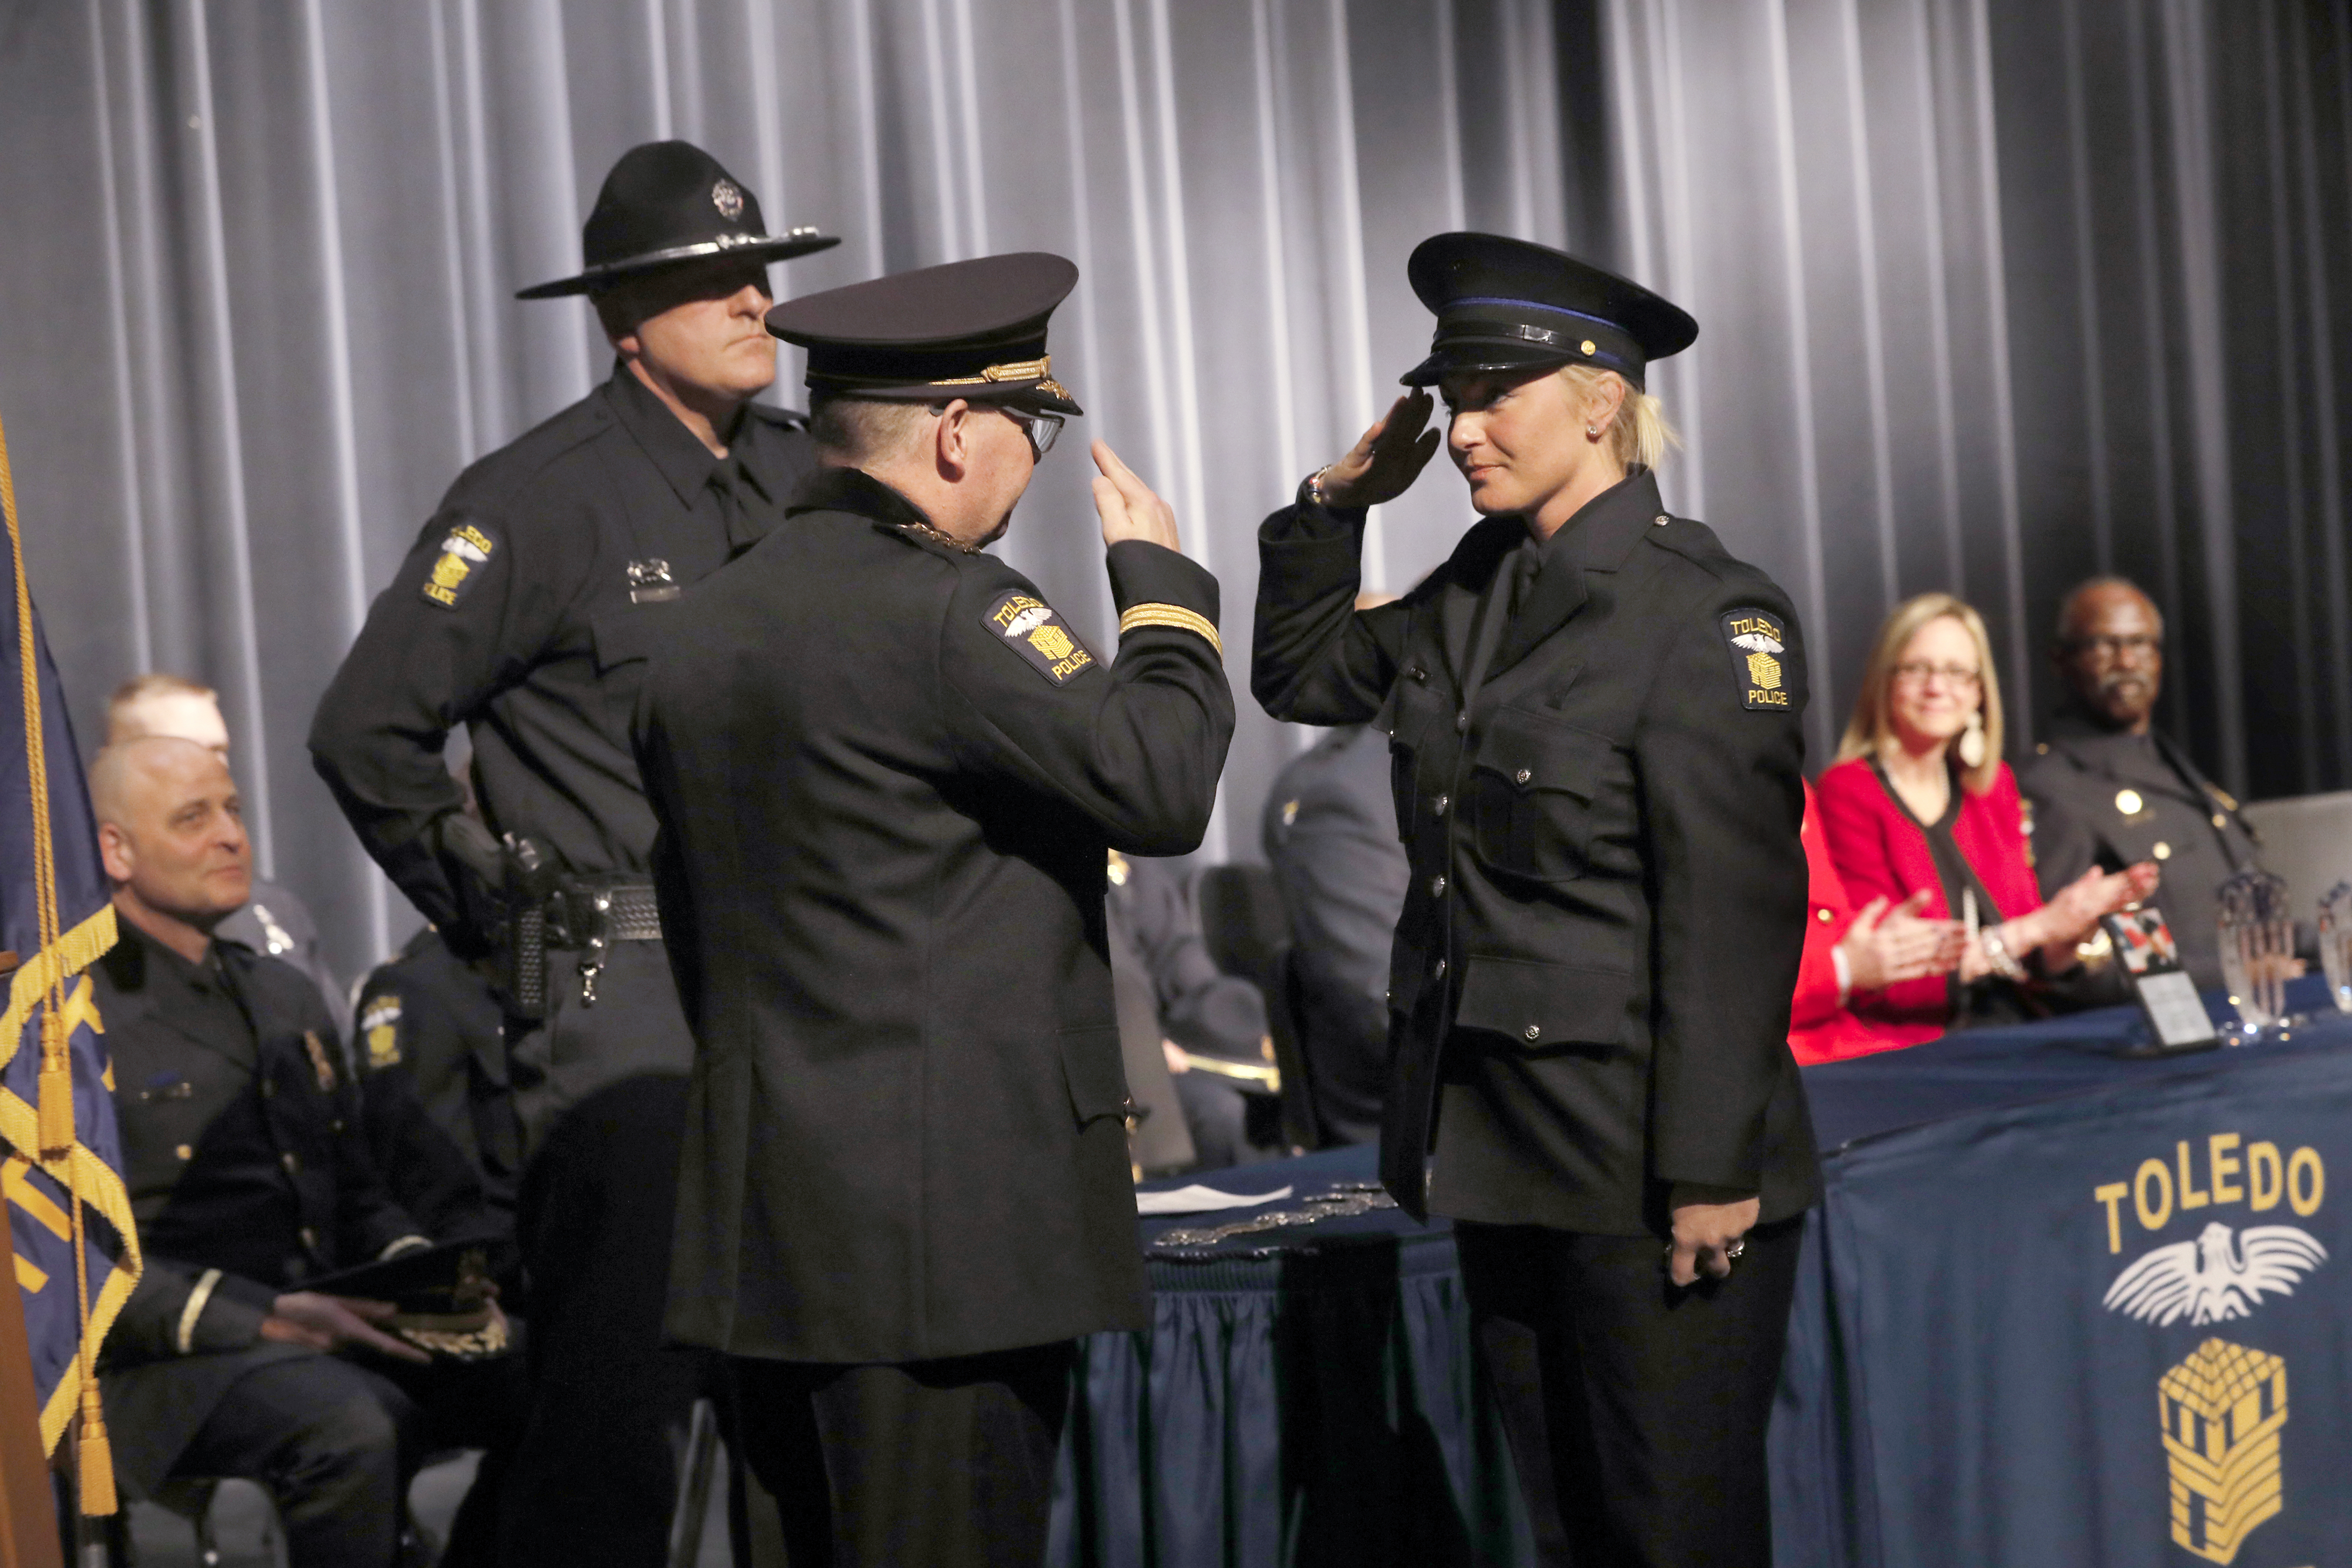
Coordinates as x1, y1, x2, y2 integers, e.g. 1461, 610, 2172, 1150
88, 738, 522, 1567
107, 674, 350, 1041
2017, 579, 2269, 989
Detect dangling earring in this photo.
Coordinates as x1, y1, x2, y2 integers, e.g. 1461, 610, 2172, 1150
1957, 709, 1986, 770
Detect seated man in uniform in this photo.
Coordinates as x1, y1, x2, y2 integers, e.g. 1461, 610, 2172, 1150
107, 674, 351, 1042
90, 737, 521, 1568
2020, 579, 2278, 989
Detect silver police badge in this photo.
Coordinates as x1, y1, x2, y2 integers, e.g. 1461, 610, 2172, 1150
711, 179, 744, 221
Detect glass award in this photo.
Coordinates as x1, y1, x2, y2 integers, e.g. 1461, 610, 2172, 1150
2103, 906, 2217, 1054
2217, 870, 2293, 1031
2320, 881, 2352, 1014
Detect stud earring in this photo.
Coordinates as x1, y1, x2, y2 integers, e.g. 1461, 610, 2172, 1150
1587, 424, 1600, 437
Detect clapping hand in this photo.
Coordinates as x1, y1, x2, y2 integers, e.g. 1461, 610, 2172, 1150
1838, 890, 1966, 992
1313, 390, 1444, 509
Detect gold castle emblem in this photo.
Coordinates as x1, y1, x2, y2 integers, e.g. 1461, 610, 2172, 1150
1747, 651, 1782, 691
2159, 1338, 2286, 1564
1028, 623, 1075, 662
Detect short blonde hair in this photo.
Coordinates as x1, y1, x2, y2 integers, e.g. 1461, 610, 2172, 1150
1835, 592, 2004, 795
1558, 364, 1678, 472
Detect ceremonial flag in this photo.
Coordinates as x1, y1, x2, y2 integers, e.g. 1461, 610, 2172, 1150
0, 416, 140, 1512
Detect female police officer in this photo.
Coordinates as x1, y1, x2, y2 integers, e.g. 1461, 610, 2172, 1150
1252, 234, 1816, 1567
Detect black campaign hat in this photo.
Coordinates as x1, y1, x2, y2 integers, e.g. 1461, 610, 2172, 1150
515, 141, 839, 300
1399, 232, 1697, 390
764, 252, 1083, 416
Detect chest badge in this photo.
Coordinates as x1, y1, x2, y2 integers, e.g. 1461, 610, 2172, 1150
1719, 610, 1791, 711
986, 591, 1097, 686
302, 1030, 338, 1094
627, 559, 681, 603
421, 523, 495, 608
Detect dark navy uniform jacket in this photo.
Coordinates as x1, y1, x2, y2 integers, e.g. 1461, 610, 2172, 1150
635, 467, 1234, 1363
1253, 468, 1819, 1231
95, 922, 425, 1489
2017, 709, 2266, 989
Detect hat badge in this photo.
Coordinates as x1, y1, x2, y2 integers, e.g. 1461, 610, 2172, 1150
711, 179, 744, 222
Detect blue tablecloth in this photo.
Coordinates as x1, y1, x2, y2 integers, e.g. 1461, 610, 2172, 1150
1053, 981, 2352, 1567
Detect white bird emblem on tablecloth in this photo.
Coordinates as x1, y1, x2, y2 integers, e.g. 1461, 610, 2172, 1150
2102, 1221, 2327, 1326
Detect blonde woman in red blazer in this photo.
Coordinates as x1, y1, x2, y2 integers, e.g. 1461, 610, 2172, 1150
1817, 594, 2155, 1046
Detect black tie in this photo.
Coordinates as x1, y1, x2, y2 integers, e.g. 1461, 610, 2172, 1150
709, 459, 769, 556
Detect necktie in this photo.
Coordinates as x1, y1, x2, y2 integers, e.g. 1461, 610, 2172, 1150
708, 459, 769, 556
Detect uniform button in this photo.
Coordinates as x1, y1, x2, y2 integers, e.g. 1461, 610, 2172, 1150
1514, 768, 1532, 785
1653, 514, 1669, 527
174, 1144, 192, 1162
1524, 1025, 1541, 1041
1430, 875, 1448, 897
1456, 711, 1470, 732
260, 1078, 275, 1098
299, 1226, 319, 1251
281, 1151, 301, 1174
1432, 958, 1447, 978
2153, 841, 2172, 860
1408, 666, 1428, 683
2212, 813, 2228, 829
1433, 794, 1449, 816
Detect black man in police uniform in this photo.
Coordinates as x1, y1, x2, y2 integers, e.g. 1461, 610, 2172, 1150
634, 253, 1233, 1565
1253, 234, 1816, 1566
308, 141, 836, 1566
2019, 577, 2269, 989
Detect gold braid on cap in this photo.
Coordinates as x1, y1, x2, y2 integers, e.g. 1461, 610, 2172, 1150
933, 354, 1072, 400
1119, 603, 1223, 657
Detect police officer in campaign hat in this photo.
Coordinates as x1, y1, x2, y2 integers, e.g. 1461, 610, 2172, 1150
1253, 233, 1817, 1567
309, 140, 835, 1566
2020, 577, 2271, 989
634, 252, 1233, 1564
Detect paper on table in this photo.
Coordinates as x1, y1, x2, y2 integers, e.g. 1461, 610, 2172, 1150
1135, 1184, 1293, 1216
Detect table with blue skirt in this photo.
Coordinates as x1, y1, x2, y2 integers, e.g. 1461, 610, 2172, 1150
1048, 977, 2352, 1567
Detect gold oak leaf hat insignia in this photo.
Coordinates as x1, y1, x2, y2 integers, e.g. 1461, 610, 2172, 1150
515, 140, 837, 299
766, 252, 1085, 417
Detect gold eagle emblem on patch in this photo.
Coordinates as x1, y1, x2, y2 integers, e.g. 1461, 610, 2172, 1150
360, 996, 403, 1070
1720, 610, 1792, 711
985, 591, 1097, 686
421, 523, 495, 609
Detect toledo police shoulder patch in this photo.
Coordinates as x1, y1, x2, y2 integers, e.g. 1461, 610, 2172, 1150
420, 522, 496, 608
1720, 608, 1791, 710
985, 591, 1098, 686
360, 995, 402, 1070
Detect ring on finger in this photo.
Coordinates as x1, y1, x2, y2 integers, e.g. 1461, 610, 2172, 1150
1725, 1236, 1747, 1260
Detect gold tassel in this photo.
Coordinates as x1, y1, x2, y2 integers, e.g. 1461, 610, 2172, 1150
37, 1006, 73, 1157
76, 1383, 116, 1516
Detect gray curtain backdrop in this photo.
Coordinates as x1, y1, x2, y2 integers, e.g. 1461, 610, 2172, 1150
1, 0, 2345, 982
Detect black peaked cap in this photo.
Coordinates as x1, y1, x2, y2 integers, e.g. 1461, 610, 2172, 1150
1400, 232, 1697, 389
516, 141, 839, 300
765, 253, 1083, 416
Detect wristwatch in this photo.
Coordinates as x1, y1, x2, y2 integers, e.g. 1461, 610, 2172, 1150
1980, 929, 2029, 982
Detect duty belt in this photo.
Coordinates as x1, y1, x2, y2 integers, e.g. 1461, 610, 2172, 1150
515, 880, 662, 1012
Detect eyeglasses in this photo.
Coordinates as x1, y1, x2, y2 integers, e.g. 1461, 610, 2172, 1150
2066, 633, 2160, 658
998, 406, 1063, 460
1892, 661, 1982, 688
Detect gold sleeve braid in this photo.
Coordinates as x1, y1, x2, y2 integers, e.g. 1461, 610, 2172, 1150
176, 1269, 222, 1355
1117, 603, 1223, 658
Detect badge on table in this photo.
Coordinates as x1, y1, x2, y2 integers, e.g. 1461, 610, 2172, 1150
2102, 905, 2217, 1053
421, 523, 495, 608
1720, 610, 1790, 709
986, 591, 1095, 685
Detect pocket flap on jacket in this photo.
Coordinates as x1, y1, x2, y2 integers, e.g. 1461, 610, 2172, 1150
1057, 1027, 1132, 1124
1471, 716, 1612, 801
590, 606, 660, 673
1452, 958, 1633, 1048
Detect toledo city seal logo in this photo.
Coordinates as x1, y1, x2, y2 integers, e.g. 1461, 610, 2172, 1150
711, 179, 745, 222
2159, 1339, 2286, 1564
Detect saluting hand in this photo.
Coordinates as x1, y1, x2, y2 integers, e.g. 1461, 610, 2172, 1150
1313, 389, 1444, 509
1091, 441, 1183, 552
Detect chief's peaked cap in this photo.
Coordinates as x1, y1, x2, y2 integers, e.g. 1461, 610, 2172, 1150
515, 140, 838, 299
1400, 232, 1696, 389
767, 253, 1082, 415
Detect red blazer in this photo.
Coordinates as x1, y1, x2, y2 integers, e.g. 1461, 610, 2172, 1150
1815, 756, 2043, 1045
1788, 781, 1890, 1065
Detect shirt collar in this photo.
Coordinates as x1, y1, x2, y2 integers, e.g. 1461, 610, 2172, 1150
606, 359, 741, 509
787, 465, 939, 533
